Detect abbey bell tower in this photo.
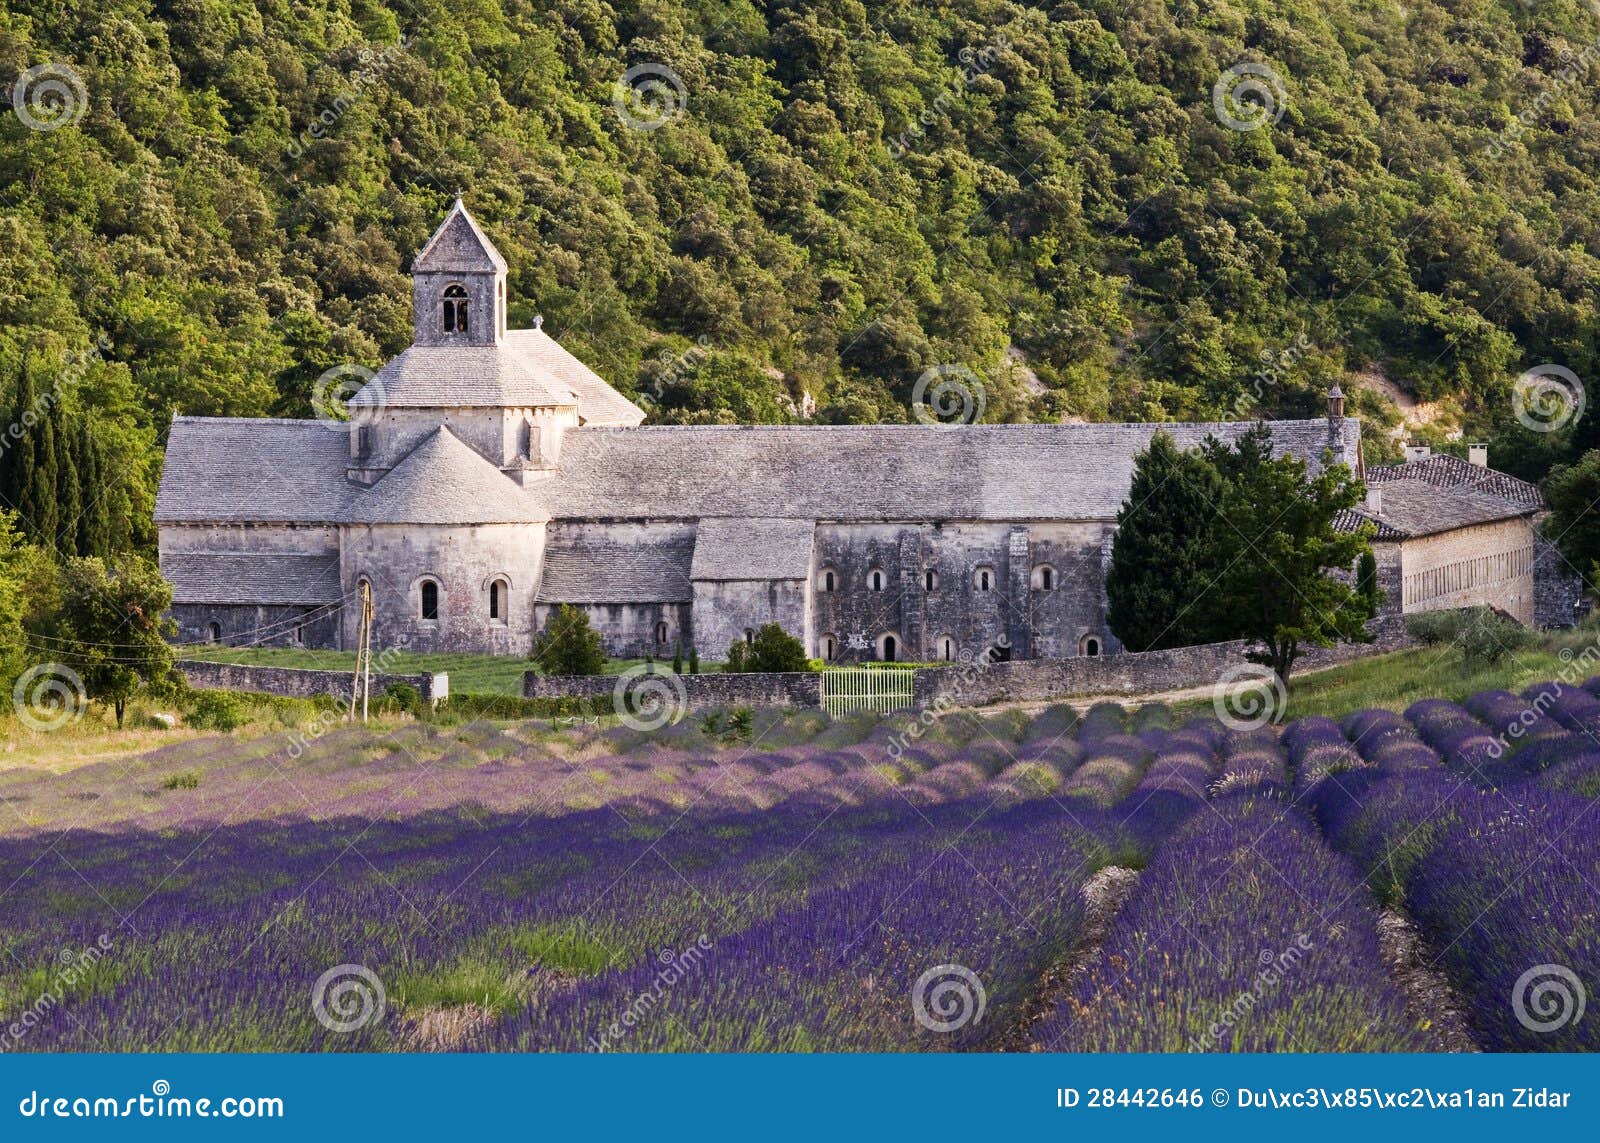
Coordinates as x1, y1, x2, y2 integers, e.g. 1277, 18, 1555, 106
410, 197, 508, 346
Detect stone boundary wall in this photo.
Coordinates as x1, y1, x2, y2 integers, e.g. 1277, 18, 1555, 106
178, 661, 449, 705
524, 670, 822, 710
913, 618, 1414, 709
523, 618, 1413, 714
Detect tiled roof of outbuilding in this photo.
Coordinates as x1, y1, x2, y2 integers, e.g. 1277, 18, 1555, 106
691, 518, 815, 580
1367, 454, 1544, 510
155, 417, 356, 523
538, 534, 695, 603
165, 551, 342, 605
1338, 478, 1537, 540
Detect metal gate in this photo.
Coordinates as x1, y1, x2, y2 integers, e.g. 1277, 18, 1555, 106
822, 668, 917, 717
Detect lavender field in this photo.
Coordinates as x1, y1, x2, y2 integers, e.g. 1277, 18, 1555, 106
0, 683, 1595, 1053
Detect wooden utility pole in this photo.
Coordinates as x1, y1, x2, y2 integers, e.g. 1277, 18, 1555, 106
349, 580, 374, 722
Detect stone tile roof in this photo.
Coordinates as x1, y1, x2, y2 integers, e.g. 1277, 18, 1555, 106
1332, 509, 1407, 541
503, 329, 645, 426
344, 426, 544, 524
691, 518, 815, 580
1367, 454, 1544, 510
546, 419, 1361, 521
165, 551, 342, 604
538, 534, 695, 603
1341, 478, 1536, 539
411, 200, 507, 274
348, 344, 575, 409
156, 417, 356, 523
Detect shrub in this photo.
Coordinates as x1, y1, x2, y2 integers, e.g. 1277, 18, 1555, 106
725, 623, 810, 673
382, 682, 421, 717
186, 691, 243, 732
1406, 607, 1531, 669
161, 770, 201, 790
531, 604, 607, 676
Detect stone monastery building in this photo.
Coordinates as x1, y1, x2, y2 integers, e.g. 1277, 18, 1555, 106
155, 203, 1577, 663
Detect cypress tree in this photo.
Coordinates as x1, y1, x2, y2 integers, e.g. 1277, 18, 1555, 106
1105, 432, 1228, 652
77, 425, 110, 558
3, 365, 36, 516
52, 404, 81, 554
19, 394, 58, 549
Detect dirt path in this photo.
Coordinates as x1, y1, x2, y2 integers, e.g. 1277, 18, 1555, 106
1377, 908, 1479, 1052
997, 865, 1141, 1051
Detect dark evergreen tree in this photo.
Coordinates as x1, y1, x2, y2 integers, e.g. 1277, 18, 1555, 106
1105, 432, 1227, 652
52, 404, 81, 554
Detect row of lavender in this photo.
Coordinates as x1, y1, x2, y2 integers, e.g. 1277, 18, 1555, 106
1293, 679, 1600, 1051
0, 703, 1203, 1051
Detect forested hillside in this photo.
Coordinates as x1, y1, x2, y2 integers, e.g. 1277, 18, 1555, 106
3, 0, 1600, 550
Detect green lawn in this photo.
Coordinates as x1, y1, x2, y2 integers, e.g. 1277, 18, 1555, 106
1174, 620, 1600, 723
181, 646, 552, 696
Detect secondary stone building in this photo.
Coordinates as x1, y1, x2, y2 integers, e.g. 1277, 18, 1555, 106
154, 202, 1579, 663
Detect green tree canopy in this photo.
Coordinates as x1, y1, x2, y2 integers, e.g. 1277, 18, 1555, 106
48, 554, 177, 727
531, 604, 608, 676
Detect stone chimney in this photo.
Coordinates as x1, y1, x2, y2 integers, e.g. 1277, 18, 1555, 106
1403, 443, 1432, 463
1325, 383, 1347, 467
1468, 443, 1488, 467
1364, 486, 1382, 515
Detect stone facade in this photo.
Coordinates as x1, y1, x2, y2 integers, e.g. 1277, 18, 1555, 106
155, 203, 1576, 673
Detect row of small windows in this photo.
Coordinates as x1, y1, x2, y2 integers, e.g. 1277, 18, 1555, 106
1402, 546, 1533, 607
819, 565, 1059, 593
818, 632, 1101, 661
352, 576, 514, 623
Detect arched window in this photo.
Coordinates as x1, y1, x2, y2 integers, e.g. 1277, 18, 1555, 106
489, 579, 507, 622
975, 566, 994, 591
745, 628, 754, 645
822, 634, 837, 661
822, 568, 837, 592
420, 579, 440, 621
925, 569, 937, 592
938, 635, 955, 661
1080, 634, 1101, 657
880, 634, 898, 663
207, 621, 221, 644
442, 284, 469, 334
655, 620, 669, 644
870, 569, 884, 592
1033, 564, 1056, 591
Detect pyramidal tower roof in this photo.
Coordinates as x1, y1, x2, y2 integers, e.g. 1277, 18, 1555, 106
412, 198, 508, 275
345, 426, 544, 524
